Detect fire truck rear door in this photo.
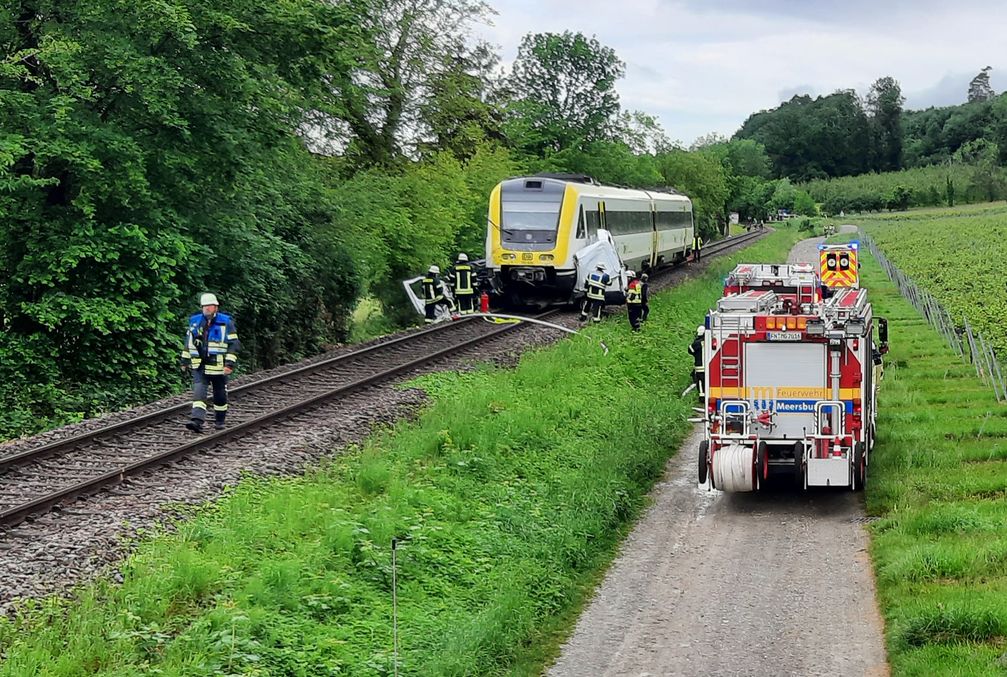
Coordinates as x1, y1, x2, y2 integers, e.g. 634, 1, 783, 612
744, 342, 827, 439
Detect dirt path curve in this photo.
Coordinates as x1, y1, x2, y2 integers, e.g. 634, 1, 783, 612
547, 230, 888, 677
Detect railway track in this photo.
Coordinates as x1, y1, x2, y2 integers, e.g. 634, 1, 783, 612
0, 230, 762, 528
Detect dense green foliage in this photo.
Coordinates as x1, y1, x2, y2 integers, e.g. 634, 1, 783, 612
804, 165, 1007, 215
855, 203, 1007, 358
0, 1, 794, 438
0, 231, 800, 675
857, 245, 1007, 676
736, 73, 1007, 185
0, 0, 366, 435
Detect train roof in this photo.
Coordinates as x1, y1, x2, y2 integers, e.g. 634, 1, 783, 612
500, 175, 691, 205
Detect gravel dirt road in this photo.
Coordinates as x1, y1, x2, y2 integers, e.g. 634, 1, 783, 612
548, 230, 889, 677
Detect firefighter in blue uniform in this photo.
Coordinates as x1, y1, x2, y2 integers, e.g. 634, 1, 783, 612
180, 293, 240, 432
580, 262, 610, 323
450, 253, 476, 315
422, 264, 453, 323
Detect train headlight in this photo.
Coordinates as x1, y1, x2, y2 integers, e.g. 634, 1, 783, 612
502, 253, 517, 261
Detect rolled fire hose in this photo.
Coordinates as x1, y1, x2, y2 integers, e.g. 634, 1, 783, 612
712, 443, 757, 492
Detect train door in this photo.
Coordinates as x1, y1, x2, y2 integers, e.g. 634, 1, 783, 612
649, 204, 658, 270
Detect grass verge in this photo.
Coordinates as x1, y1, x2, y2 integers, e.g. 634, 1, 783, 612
0, 231, 799, 676
858, 244, 1007, 676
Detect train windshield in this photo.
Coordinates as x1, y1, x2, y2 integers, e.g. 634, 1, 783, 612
501, 202, 559, 247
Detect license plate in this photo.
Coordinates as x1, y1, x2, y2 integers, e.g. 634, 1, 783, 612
767, 332, 802, 341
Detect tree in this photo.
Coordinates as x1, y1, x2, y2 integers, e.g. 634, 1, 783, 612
886, 185, 912, 211
655, 151, 729, 236
953, 138, 1005, 201
690, 132, 728, 150
867, 76, 905, 172
418, 41, 506, 159
0, 0, 364, 434
968, 67, 995, 104
332, 0, 493, 167
735, 91, 871, 180
506, 31, 625, 154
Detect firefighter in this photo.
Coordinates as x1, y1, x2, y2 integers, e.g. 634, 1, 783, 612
693, 232, 704, 261
180, 293, 240, 432
579, 262, 610, 323
640, 272, 651, 322
626, 271, 644, 331
450, 253, 476, 315
688, 325, 705, 397
422, 265, 453, 323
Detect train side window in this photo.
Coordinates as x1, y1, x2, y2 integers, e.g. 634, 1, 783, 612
576, 206, 586, 239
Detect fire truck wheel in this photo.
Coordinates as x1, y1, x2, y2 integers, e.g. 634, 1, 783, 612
792, 442, 804, 488
698, 441, 709, 484
756, 442, 769, 484
854, 443, 866, 491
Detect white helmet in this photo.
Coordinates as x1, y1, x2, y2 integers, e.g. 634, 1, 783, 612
626, 270, 636, 279
596, 262, 607, 271
457, 253, 469, 262
429, 265, 440, 274
200, 293, 219, 307
696, 325, 705, 336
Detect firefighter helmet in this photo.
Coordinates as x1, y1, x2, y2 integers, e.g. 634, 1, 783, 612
626, 270, 636, 279
596, 262, 607, 271
696, 325, 705, 336
200, 293, 219, 307
457, 253, 469, 263
429, 264, 440, 274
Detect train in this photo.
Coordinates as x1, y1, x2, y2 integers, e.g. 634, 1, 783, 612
485, 174, 694, 305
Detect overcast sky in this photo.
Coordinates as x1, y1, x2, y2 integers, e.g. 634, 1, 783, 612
475, 0, 1005, 146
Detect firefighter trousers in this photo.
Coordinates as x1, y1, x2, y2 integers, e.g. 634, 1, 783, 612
628, 306, 643, 331
580, 297, 604, 322
693, 368, 705, 396
191, 370, 228, 424
456, 293, 476, 314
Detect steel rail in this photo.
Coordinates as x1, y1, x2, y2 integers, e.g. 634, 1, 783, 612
0, 310, 560, 527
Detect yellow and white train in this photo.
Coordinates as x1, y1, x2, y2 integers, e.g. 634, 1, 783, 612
485, 174, 694, 304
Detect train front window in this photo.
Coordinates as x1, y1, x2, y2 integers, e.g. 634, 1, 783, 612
501, 201, 559, 245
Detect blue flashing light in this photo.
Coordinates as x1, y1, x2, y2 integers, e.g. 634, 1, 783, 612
849, 241, 859, 249
817, 244, 825, 250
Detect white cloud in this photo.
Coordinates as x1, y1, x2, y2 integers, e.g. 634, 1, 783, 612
475, 0, 1007, 144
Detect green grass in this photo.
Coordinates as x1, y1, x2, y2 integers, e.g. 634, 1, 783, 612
853, 201, 1007, 358
0, 232, 800, 675
858, 244, 1007, 676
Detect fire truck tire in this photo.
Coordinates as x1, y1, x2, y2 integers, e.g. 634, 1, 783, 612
755, 442, 769, 484
698, 441, 709, 484
854, 442, 866, 491
792, 442, 804, 488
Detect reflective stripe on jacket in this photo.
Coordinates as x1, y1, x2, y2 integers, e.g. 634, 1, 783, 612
586, 272, 609, 301
453, 265, 474, 295
626, 281, 643, 305
694, 236, 703, 250
422, 276, 443, 304
182, 312, 240, 375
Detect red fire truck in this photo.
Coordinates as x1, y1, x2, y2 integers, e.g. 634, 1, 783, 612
696, 261, 887, 492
